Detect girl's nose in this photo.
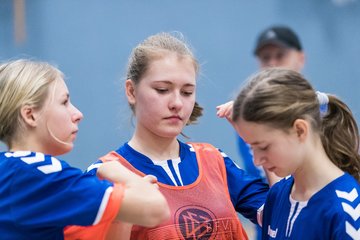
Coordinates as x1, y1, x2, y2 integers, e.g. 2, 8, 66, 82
169, 92, 183, 110
71, 104, 83, 123
253, 152, 266, 166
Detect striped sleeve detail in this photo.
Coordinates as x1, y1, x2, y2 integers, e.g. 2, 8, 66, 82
94, 183, 125, 224
86, 162, 103, 173
93, 187, 113, 225
257, 204, 264, 227
64, 183, 125, 240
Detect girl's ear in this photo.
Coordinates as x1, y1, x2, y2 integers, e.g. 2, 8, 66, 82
20, 105, 37, 127
125, 79, 136, 105
293, 119, 309, 142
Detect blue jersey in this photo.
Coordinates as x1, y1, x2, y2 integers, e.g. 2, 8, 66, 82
87, 140, 269, 224
262, 173, 360, 240
0, 151, 117, 240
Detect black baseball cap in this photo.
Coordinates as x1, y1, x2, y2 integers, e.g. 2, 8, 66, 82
254, 26, 302, 55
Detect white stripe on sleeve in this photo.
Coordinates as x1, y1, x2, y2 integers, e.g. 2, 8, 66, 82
93, 186, 113, 225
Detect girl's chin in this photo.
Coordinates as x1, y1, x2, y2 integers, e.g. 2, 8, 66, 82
54, 142, 74, 155
157, 129, 183, 138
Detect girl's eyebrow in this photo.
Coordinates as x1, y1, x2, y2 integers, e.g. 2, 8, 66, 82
60, 93, 70, 100
153, 80, 195, 87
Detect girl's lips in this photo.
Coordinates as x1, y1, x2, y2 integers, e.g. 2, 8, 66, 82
165, 116, 182, 124
71, 130, 78, 139
165, 115, 181, 120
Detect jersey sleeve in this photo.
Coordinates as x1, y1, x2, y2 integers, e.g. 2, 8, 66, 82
221, 150, 269, 225
331, 210, 360, 240
331, 184, 360, 240
7, 152, 121, 229
64, 183, 125, 240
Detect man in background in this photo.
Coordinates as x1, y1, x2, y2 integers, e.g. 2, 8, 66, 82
254, 25, 304, 71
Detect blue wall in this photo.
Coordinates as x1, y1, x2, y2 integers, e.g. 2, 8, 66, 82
1, 0, 360, 170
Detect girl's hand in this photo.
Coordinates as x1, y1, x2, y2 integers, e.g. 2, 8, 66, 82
216, 101, 235, 127
143, 175, 159, 188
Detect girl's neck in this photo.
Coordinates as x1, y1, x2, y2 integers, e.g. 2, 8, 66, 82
291, 149, 343, 201
10, 135, 40, 153
129, 129, 180, 161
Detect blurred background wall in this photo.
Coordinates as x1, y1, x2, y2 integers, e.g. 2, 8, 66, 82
1, 0, 360, 172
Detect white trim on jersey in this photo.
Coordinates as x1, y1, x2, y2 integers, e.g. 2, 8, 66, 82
336, 188, 359, 202
286, 196, 308, 237
152, 158, 183, 186
187, 144, 195, 152
341, 202, 360, 221
257, 204, 264, 227
171, 157, 183, 186
93, 186, 113, 225
87, 162, 103, 172
336, 188, 360, 239
345, 221, 360, 240
219, 151, 228, 158
5, 151, 31, 158
6, 151, 62, 174
37, 157, 62, 174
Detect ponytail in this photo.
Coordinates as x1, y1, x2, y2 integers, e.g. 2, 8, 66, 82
321, 95, 360, 182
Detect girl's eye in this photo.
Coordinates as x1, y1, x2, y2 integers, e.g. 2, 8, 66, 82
182, 91, 193, 96
155, 88, 168, 94
259, 145, 269, 151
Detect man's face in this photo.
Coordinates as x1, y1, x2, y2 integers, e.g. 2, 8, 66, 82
257, 44, 305, 72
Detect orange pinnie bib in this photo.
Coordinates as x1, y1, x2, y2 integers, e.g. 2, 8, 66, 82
101, 143, 248, 240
